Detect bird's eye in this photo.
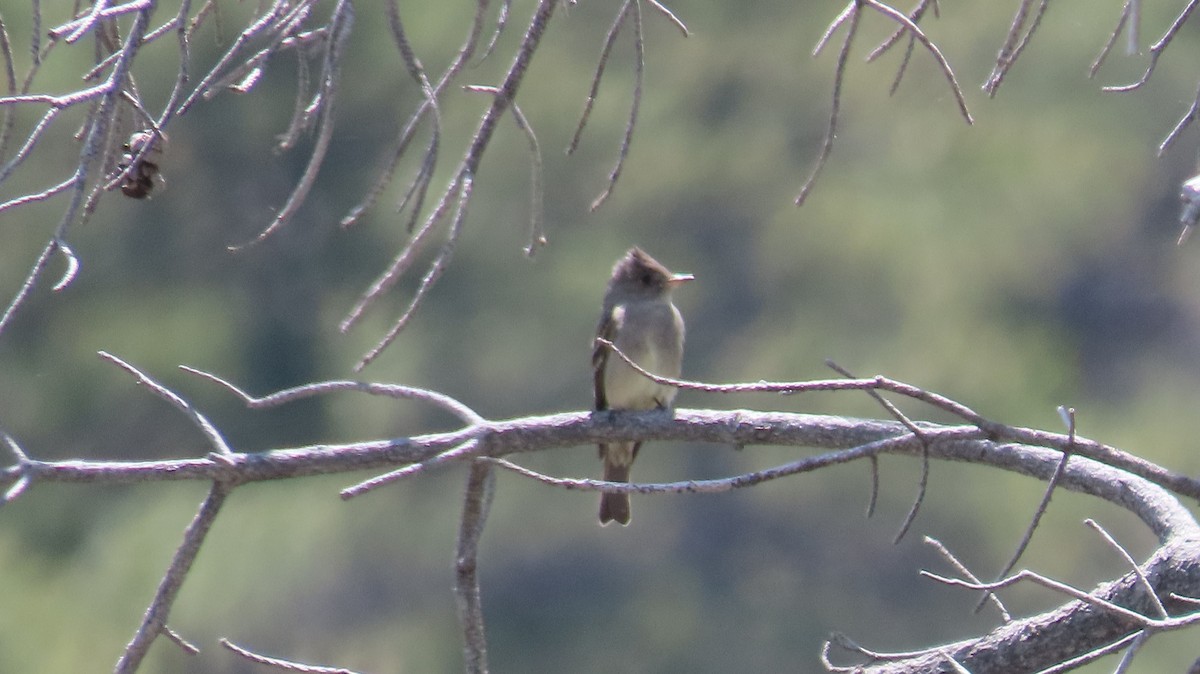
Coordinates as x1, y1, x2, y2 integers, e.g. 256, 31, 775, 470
641, 272, 655, 285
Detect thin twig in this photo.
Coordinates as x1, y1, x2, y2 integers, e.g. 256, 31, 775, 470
599, 338, 991, 424
826, 360, 928, 542
822, 630, 978, 672
0, 238, 73, 336
983, 0, 1048, 97
646, 0, 688, 36
180, 366, 484, 425
1090, 0, 1135, 78
1104, 0, 1200, 93
1035, 632, 1143, 674
797, 1, 860, 206
456, 461, 495, 674
924, 569, 1200, 629
477, 0, 512, 63
924, 536, 1011, 622
866, 0, 939, 96
175, 1, 304, 115
813, 3, 855, 57
486, 432, 926, 495
339, 0, 488, 229
113, 482, 233, 673
340, 440, 481, 499
1158, 82, 1200, 158
0, 16, 19, 164
100, 352, 235, 455
865, 455, 879, 517
340, 174, 463, 334
975, 405, 1077, 612
356, 173, 474, 370
2, 475, 30, 504
566, 0, 633, 156
382, 0, 442, 234
341, 0, 557, 356
984, 0, 1033, 94
1085, 518, 1167, 619
861, 0, 971, 122
228, 0, 354, 249
866, 0, 937, 62
589, 0, 643, 211
464, 85, 545, 255
595, 338, 1200, 501
160, 624, 200, 655
220, 639, 360, 673
1112, 631, 1150, 674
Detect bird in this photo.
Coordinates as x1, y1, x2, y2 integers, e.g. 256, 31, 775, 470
593, 247, 692, 525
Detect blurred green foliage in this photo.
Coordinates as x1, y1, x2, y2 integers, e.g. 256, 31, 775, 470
3, 1, 1200, 672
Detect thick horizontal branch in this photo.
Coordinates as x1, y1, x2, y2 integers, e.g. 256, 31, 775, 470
3, 408, 1196, 539
6, 402, 1200, 673
8, 409, 887, 486
857, 535, 1200, 673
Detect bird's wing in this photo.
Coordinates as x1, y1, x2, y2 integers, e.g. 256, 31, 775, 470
592, 306, 620, 411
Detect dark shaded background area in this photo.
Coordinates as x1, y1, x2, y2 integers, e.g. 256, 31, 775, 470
3, 2, 1200, 672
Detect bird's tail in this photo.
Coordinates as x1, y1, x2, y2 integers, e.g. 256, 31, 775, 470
599, 442, 636, 526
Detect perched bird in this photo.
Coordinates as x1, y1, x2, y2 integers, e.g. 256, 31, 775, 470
593, 248, 692, 525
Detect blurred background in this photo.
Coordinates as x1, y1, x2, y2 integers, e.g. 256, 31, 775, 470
2, 1, 1200, 672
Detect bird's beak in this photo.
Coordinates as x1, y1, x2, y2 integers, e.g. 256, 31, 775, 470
668, 273, 695, 287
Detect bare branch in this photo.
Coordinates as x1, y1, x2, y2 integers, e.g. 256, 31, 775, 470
1103, 0, 1200, 93
340, 0, 558, 357
566, 0, 633, 156
922, 567, 1200, 629
800, 0, 971, 206
477, 0, 513, 64
983, 0, 1048, 97
180, 365, 484, 425
0, 238, 72, 336
588, 0, 643, 211
338, 0, 480, 230
160, 625, 201, 656
826, 360, 929, 543
4, 353, 1200, 673
797, 1, 860, 207
865, 0, 938, 63
486, 431, 913, 496
1158, 82, 1200, 158
0, 4, 155, 329
861, 0, 971, 123
1085, 518, 1167, 619
455, 462, 495, 674
339, 440, 481, 499
220, 638, 360, 673
463, 85, 545, 255
101, 351, 235, 455
924, 536, 1011, 622
355, 173, 474, 370
371, 0, 445, 237
646, 0, 688, 37
228, 0, 354, 249
1090, 0, 1137, 78
975, 405, 1077, 612
595, 338, 1200, 502
2, 475, 30, 505
824, 632, 989, 672
1033, 632, 1143, 674
113, 481, 233, 673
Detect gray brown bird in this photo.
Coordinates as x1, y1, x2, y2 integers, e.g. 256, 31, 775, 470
593, 248, 692, 525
